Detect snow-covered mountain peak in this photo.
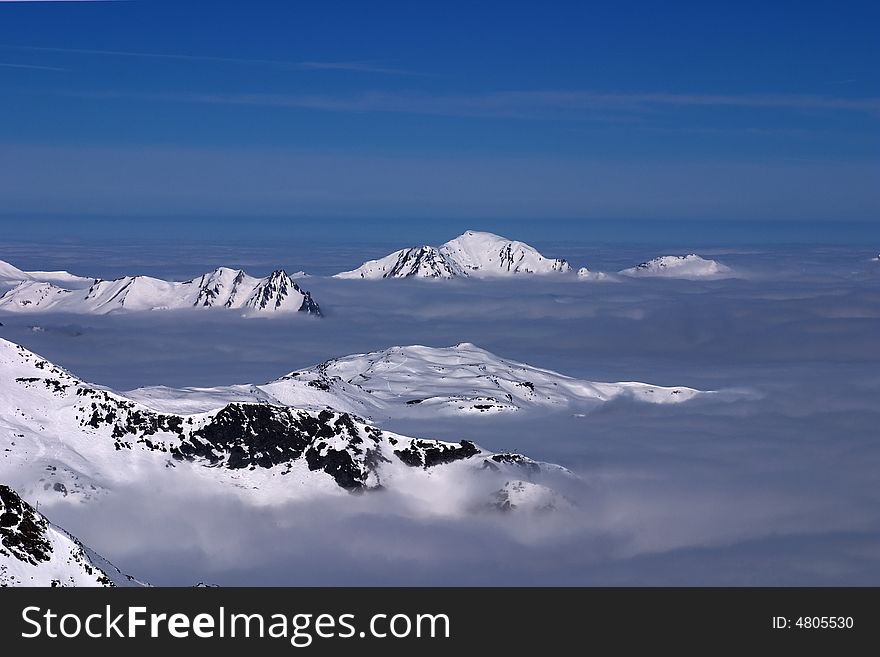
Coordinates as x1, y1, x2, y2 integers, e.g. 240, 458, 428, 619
192, 267, 249, 307
439, 230, 571, 277
451, 341, 479, 349
334, 231, 571, 279
243, 269, 320, 313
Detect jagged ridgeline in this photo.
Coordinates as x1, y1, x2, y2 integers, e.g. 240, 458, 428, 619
0, 263, 321, 315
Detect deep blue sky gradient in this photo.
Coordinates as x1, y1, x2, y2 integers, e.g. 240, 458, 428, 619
0, 0, 877, 241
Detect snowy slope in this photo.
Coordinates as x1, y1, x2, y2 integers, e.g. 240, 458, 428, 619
0, 260, 30, 283
1, 484, 143, 587
0, 267, 321, 315
335, 231, 571, 279
438, 231, 571, 277
261, 343, 707, 417
125, 343, 709, 421
620, 255, 732, 279
0, 339, 573, 513
334, 246, 465, 280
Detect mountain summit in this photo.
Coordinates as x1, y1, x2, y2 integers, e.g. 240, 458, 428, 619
335, 231, 571, 279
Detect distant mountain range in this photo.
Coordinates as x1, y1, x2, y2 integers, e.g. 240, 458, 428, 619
0, 263, 321, 315
0, 239, 735, 312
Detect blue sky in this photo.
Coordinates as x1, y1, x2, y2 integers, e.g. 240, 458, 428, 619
0, 0, 878, 240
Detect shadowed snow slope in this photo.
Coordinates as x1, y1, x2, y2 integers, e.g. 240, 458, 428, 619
0, 484, 143, 587
620, 254, 732, 279
0, 266, 321, 316
0, 338, 573, 513
335, 231, 571, 279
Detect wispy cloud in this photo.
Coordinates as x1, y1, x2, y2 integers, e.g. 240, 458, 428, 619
295, 61, 415, 75
0, 61, 64, 70
0, 44, 416, 75
74, 89, 880, 119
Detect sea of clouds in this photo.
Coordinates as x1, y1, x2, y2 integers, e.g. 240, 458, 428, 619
1, 239, 878, 585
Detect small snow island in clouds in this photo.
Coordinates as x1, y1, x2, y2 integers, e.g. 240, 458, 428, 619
334, 230, 572, 279
576, 267, 614, 282
0, 261, 321, 316
620, 254, 733, 279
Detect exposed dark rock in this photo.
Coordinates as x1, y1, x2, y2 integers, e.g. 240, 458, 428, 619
0, 485, 52, 565
488, 453, 542, 475
394, 439, 480, 468
170, 404, 381, 490
298, 291, 322, 316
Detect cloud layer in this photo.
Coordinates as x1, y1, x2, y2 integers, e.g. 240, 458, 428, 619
2, 241, 878, 584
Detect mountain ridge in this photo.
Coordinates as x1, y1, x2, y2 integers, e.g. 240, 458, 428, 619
0, 338, 574, 513
0, 265, 321, 315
